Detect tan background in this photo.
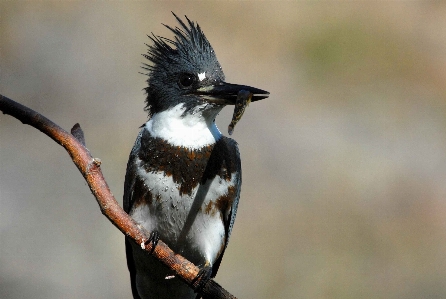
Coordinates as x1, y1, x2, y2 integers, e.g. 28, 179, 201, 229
2, 1, 446, 298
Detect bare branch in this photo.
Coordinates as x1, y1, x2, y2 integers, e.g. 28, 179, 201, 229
0, 94, 237, 299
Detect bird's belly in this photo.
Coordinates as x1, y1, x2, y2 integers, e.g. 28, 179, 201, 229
130, 169, 235, 265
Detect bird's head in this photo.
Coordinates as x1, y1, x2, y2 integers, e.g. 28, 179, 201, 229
142, 13, 269, 120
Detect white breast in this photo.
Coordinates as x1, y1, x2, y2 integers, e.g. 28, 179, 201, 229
145, 103, 222, 149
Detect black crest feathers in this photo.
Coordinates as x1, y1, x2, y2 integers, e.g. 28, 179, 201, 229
141, 12, 223, 117
142, 13, 216, 73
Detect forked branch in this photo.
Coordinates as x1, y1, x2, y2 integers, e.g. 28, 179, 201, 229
0, 94, 236, 299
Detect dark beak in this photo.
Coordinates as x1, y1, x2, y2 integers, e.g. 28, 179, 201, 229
195, 82, 269, 105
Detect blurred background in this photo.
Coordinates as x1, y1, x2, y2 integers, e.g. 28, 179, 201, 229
2, 1, 446, 298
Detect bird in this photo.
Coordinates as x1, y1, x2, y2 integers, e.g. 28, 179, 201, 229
123, 12, 269, 299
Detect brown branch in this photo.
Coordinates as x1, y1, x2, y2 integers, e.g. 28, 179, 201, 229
0, 94, 237, 299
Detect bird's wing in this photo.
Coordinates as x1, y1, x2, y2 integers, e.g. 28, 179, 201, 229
211, 138, 242, 278
123, 129, 144, 213
123, 131, 143, 299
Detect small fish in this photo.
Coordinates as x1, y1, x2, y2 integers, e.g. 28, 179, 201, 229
228, 90, 252, 135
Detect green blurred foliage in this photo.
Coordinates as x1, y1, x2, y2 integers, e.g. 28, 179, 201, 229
2, 2, 446, 299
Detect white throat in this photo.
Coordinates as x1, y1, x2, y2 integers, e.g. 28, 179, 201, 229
145, 103, 222, 149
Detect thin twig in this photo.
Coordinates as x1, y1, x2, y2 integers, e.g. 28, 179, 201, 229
0, 94, 237, 299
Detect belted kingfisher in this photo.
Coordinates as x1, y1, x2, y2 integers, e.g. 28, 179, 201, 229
123, 13, 269, 299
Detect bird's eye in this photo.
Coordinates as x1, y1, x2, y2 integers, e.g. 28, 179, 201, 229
178, 73, 195, 88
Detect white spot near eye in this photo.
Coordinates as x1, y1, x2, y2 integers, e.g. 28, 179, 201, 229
198, 72, 206, 81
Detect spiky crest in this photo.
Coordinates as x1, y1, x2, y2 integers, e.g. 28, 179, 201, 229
142, 13, 223, 117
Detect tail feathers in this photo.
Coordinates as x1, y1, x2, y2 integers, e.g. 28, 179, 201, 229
126, 239, 142, 299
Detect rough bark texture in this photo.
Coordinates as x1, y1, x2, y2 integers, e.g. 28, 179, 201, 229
0, 94, 237, 299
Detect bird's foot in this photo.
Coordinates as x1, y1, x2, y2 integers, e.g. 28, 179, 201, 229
192, 264, 212, 293
144, 230, 160, 254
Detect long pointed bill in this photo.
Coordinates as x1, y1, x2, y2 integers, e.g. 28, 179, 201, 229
195, 82, 269, 105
